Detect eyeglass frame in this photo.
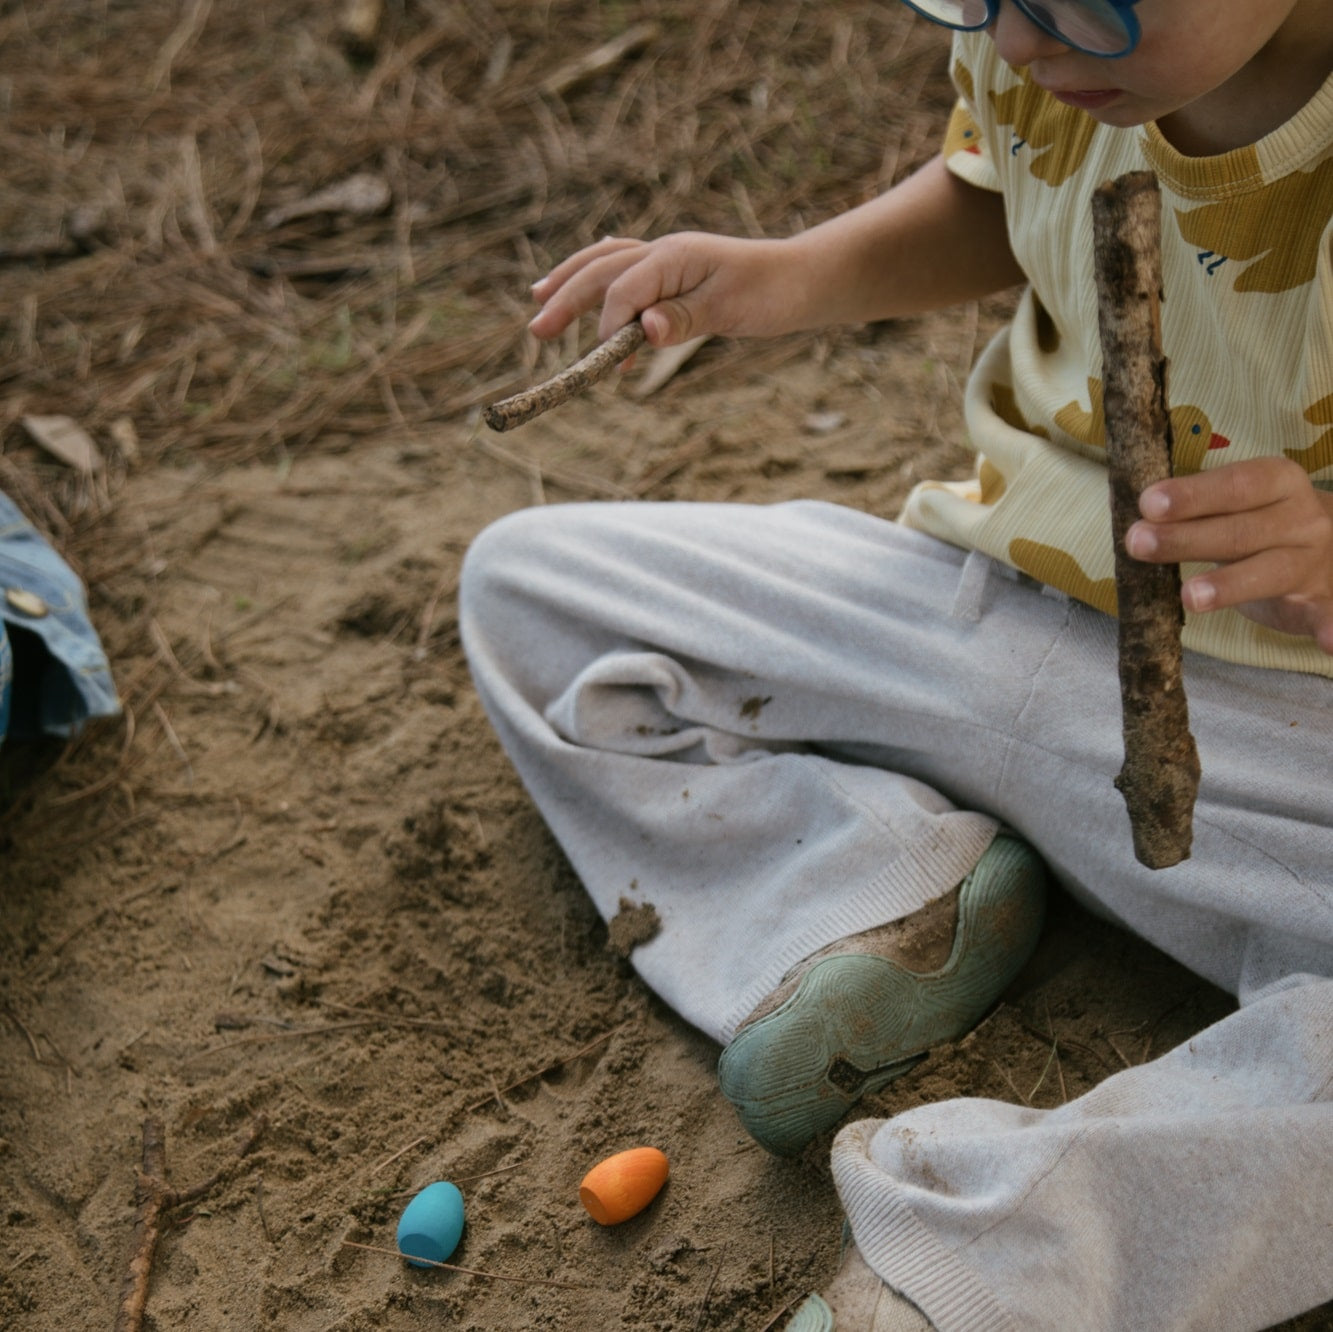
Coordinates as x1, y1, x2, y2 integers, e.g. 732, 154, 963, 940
900, 0, 1143, 58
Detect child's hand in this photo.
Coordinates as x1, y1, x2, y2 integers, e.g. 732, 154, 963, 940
1125, 457, 1333, 654
527, 232, 802, 348
525, 158, 1026, 351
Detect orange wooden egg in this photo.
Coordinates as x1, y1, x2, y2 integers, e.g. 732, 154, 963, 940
578, 1146, 669, 1225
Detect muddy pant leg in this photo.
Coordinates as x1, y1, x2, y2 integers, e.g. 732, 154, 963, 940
463, 498, 1332, 1326
831, 594, 1333, 1003
826, 602, 1333, 1332
833, 977, 1333, 1332
459, 500, 1069, 1040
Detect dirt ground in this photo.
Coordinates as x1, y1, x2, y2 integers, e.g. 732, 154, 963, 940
0, 4, 1327, 1331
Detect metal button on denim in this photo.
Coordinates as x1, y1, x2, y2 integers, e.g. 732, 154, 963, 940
5, 587, 49, 618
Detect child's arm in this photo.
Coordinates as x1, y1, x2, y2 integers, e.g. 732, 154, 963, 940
1127, 459, 1333, 655
528, 155, 1024, 347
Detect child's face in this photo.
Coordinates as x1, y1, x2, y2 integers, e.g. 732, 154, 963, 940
985, 0, 1330, 142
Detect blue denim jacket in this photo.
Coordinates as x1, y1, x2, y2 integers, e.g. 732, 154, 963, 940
0, 492, 119, 742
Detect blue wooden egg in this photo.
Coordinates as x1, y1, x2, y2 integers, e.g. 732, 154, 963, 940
396, 1181, 465, 1268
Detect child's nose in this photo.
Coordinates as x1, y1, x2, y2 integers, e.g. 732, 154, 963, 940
987, 1, 1071, 64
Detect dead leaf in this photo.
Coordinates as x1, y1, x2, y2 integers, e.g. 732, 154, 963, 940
21, 415, 104, 473
263, 173, 392, 229
632, 335, 711, 399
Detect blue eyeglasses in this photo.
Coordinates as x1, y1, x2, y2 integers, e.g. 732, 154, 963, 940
900, 0, 1141, 57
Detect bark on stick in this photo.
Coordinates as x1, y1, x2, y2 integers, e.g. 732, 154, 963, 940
115, 1115, 266, 1332
484, 321, 646, 432
1092, 170, 1200, 869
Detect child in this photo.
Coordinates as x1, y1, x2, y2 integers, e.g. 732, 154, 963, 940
460, 1, 1333, 1327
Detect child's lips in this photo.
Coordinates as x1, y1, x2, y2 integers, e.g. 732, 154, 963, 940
1044, 86, 1121, 110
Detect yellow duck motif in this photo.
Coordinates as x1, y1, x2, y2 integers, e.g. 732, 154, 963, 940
945, 63, 986, 159
988, 66, 1098, 188
1284, 392, 1333, 475
1053, 377, 1230, 473
1174, 157, 1333, 295
1007, 539, 1117, 616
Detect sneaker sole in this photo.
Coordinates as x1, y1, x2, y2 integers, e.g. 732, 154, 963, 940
717, 836, 1047, 1156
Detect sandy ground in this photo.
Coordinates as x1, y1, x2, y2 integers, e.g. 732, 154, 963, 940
18, 314, 1327, 1331
1, 3, 1328, 1330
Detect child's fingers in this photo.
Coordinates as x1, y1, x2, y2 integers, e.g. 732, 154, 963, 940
1130, 458, 1329, 568
1128, 488, 1328, 569
528, 244, 652, 339
596, 234, 720, 343
1138, 456, 1302, 522
532, 236, 644, 303
1126, 504, 1295, 565
1180, 546, 1311, 615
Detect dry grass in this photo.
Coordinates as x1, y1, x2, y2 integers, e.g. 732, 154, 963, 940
0, 0, 951, 484
0, 0, 955, 824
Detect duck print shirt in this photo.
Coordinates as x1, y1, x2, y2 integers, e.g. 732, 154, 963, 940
899, 32, 1333, 678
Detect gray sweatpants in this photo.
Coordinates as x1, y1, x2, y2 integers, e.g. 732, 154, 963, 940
458, 498, 1333, 1332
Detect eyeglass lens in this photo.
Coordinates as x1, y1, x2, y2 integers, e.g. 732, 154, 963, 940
906, 0, 1133, 55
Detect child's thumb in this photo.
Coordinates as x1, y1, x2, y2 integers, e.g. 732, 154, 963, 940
641, 300, 696, 347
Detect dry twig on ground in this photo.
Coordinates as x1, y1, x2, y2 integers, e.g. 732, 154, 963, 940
115, 1114, 267, 1332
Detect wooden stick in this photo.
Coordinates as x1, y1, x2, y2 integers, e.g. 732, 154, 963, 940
1092, 170, 1200, 869
115, 1115, 266, 1332
483, 321, 645, 432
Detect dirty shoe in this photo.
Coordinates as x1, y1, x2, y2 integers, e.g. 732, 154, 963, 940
786, 1239, 934, 1331
717, 835, 1046, 1155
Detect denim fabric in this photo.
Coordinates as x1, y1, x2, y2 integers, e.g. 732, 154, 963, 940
0, 622, 11, 740
0, 492, 119, 741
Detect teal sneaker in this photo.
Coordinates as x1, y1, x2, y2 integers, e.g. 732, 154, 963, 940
787, 1243, 935, 1330
717, 835, 1047, 1156
786, 1294, 835, 1331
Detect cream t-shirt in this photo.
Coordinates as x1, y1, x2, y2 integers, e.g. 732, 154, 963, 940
900, 33, 1333, 678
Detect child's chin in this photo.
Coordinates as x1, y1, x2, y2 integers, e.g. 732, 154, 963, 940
1087, 102, 1156, 130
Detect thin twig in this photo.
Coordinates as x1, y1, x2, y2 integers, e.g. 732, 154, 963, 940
694, 1243, 728, 1330
368, 1135, 429, 1178
1027, 1039, 1060, 1103
414, 567, 458, 660
540, 22, 661, 98
25, 876, 179, 977
152, 701, 194, 786
471, 432, 632, 500
467, 1020, 634, 1111
1105, 1034, 1134, 1070
339, 1240, 593, 1290
1014, 1018, 1114, 1075
755, 1294, 805, 1332
184, 1019, 389, 1061
115, 1115, 266, 1332
314, 998, 454, 1031
482, 321, 645, 431
453, 1161, 524, 1186
991, 1058, 1032, 1108
3, 1006, 42, 1062
1044, 1000, 1068, 1104
255, 1172, 273, 1243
